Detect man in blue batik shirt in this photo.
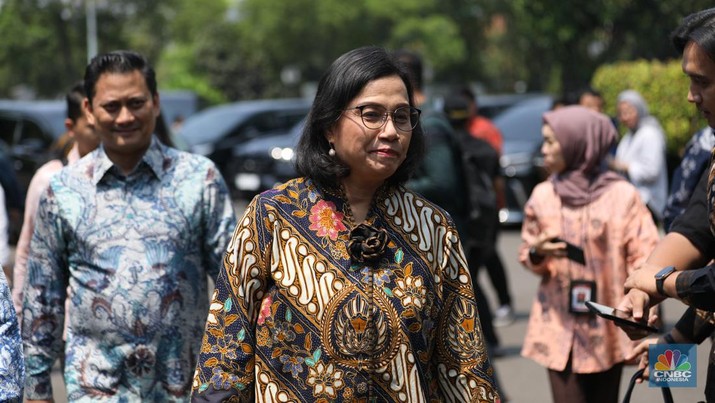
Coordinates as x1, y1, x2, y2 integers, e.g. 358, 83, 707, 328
22, 50, 236, 401
0, 267, 23, 402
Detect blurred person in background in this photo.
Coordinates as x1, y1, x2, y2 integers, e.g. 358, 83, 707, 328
609, 89, 668, 225
12, 81, 100, 320
395, 49, 467, 223
0, 152, 23, 251
462, 87, 503, 154
578, 87, 605, 114
460, 86, 515, 327
663, 126, 715, 230
520, 106, 659, 403
22, 50, 236, 401
191, 46, 499, 402
395, 50, 504, 354
443, 90, 508, 398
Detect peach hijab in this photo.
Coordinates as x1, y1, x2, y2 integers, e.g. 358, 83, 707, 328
543, 105, 624, 207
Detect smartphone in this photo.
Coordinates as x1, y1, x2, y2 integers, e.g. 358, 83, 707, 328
585, 301, 659, 333
551, 237, 586, 265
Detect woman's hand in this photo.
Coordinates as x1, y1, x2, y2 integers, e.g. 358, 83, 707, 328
530, 231, 567, 258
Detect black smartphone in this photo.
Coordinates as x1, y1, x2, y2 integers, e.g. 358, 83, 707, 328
552, 237, 586, 265
585, 301, 659, 333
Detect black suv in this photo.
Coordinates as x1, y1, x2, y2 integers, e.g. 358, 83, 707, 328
0, 100, 67, 195
229, 119, 304, 199
0, 100, 66, 243
178, 98, 311, 192
493, 96, 553, 225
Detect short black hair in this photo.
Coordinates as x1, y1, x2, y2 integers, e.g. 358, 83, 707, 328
295, 46, 425, 189
393, 49, 424, 91
443, 90, 471, 128
578, 86, 602, 99
672, 7, 715, 60
66, 81, 86, 122
459, 86, 477, 103
84, 50, 158, 106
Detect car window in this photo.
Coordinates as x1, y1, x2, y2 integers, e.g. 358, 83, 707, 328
230, 109, 308, 141
0, 116, 18, 147
180, 108, 253, 145
494, 98, 553, 141
20, 119, 51, 148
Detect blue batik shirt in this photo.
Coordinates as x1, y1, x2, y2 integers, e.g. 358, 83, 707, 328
664, 127, 715, 231
22, 137, 236, 401
0, 267, 24, 402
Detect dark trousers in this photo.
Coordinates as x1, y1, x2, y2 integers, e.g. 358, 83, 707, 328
480, 215, 513, 308
548, 357, 623, 403
467, 245, 499, 347
482, 246, 512, 307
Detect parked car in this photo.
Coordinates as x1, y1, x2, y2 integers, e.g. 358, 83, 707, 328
0, 100, 67, 194
229, 119, 304, 199
228, 94, 555, 203
476, 93, 547, 120
0, 100, 66, 244
178, 98, 311, 190
493, 95, 553, 225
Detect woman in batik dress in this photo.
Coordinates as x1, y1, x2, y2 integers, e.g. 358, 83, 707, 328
191, 46, 499, 403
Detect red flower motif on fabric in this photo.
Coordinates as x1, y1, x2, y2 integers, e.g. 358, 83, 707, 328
309, 200, 346, 241
257, 295, 273, 325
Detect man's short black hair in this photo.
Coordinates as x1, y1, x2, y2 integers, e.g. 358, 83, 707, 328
672, 7, 715, 60
393, 49, 424, 92
84, 50, 158, 106
66, 81, 86, 122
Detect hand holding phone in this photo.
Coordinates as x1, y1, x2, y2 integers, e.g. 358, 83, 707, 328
585, 301, 659, 333
551, 237, 586, 265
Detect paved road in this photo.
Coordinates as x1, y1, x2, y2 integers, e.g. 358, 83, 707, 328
42, 220, 708, 402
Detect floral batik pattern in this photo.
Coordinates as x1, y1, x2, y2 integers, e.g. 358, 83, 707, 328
191, 178, 499, 402
0, 268, 23, 402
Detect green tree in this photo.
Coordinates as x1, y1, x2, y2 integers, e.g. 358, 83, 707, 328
0, 0, 177, 98
592, 59, 702, 155
2, 1, 715, 102
492, 0, 713, 95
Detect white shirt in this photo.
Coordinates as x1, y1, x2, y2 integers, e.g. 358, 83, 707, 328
615, 123, 668, 219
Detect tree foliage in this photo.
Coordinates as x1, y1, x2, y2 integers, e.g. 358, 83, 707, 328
0, 0, 713, 105
495, 0, 714, 94
592, 59, 701, 155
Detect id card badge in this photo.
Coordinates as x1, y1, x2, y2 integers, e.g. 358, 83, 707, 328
569, 280, 596, 314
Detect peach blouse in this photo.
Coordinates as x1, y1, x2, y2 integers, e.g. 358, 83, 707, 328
519, 179, 659, 373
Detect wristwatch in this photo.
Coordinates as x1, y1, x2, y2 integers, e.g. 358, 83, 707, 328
654, 266, 676, 296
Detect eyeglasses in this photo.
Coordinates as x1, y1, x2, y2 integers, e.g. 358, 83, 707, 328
345, 105, 421, 132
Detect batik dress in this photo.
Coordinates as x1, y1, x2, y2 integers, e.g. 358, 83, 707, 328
192, 177, 499, 402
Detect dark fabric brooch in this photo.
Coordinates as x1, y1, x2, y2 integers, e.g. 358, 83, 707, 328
348, 223, 389, 263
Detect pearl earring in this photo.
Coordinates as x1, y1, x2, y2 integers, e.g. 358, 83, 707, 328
328, 145, 336, 157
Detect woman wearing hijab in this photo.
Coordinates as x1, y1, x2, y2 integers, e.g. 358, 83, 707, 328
609, 89, 669, 224
519, 106, 660, 403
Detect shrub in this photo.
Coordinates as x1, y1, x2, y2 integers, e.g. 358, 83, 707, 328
591, 59, 705, 155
